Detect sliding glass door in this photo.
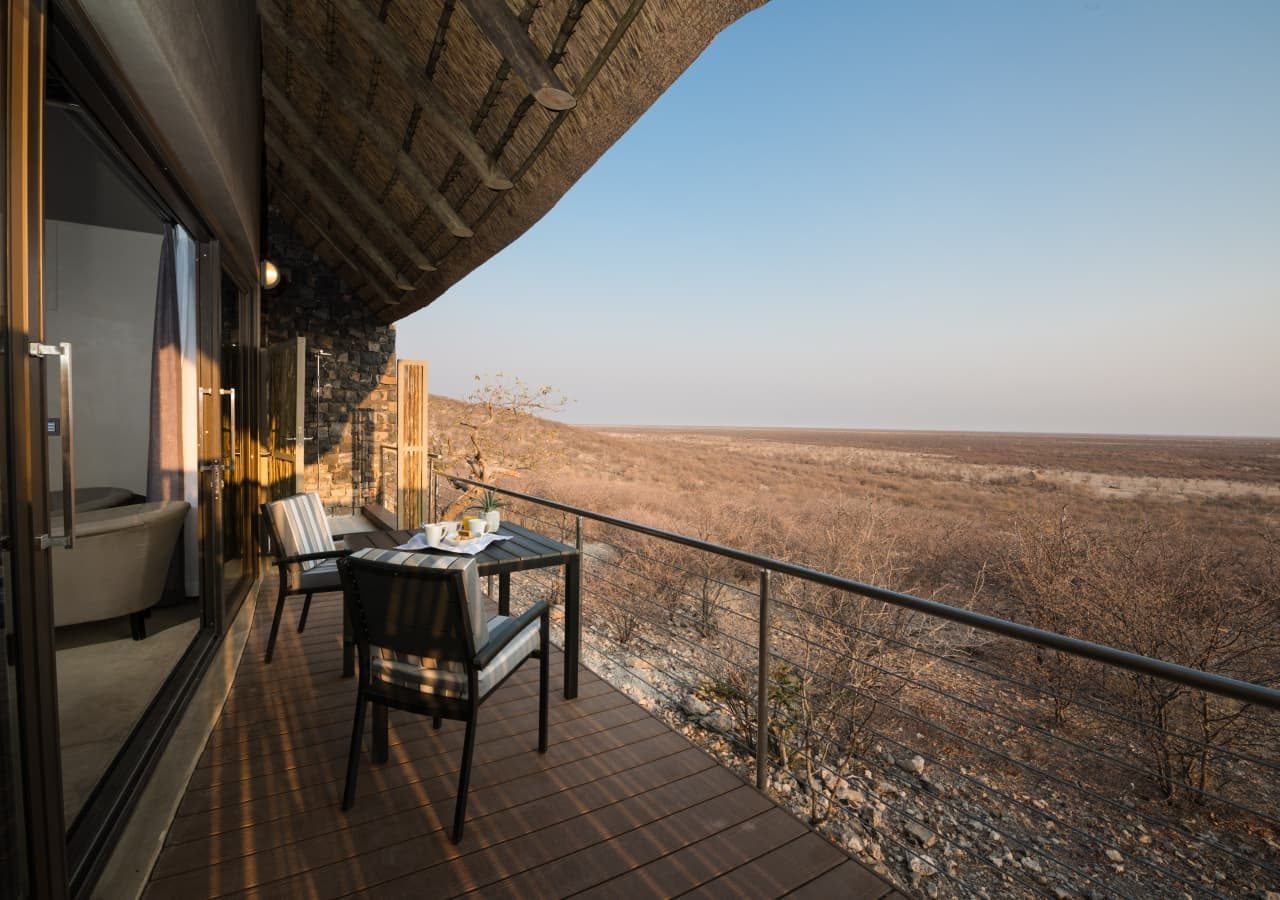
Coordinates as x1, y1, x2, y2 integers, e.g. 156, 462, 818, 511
219, 272, 255, 624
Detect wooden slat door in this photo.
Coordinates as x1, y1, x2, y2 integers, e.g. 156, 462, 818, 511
396, 359, 428, 528
264, 336, 305, 500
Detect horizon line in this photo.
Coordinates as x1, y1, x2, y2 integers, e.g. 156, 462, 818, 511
566, 423, 1280, 441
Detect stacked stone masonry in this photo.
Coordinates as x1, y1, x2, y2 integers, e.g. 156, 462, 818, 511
262, 210, 398, 515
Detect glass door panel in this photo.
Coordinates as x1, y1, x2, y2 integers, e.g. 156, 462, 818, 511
44, 78, 204, 830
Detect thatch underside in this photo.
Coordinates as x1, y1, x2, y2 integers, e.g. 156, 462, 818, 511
262, 0, 766, 322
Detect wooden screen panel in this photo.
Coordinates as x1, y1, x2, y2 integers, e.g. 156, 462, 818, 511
396, 359, 428, 528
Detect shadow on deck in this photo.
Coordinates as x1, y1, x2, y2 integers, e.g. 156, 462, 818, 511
145, 583, 901, 898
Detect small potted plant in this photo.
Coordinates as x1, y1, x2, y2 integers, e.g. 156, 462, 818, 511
467, 490, 507, 532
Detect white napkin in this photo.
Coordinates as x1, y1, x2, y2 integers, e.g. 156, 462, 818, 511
394, 531, 511, 556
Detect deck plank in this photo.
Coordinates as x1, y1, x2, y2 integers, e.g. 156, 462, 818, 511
146, 584, 895, 899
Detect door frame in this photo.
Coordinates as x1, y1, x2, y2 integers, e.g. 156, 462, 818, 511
4, 1, 69, 895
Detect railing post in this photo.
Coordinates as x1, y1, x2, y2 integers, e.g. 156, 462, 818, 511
575, 514, 583, 553
756, 568, 771, 791
428, 462, 438, 522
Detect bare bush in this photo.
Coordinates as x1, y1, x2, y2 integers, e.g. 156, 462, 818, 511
1002, 510, 1280, 802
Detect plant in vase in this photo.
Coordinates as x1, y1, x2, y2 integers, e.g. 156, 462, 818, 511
467, 490, 507, 533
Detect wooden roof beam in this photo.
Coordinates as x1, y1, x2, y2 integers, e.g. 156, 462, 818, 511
459, 0, 577, 111
331, 0, 514, 190
269, 185, 396, 307
264, 78, 434, 271
265, 133, 416, 292
259, 3, 473, 239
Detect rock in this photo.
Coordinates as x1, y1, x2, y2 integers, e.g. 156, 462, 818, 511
1105, 849, 1123, 863
989, 830, 1004, 844
835, 783, 866, 805
682, 695, 711, 717
898, 755, 927, 775
906, 822, 938, 848
1053, 888, 1073, 899
700, 712, 735, 734
1263, 892, 1280, 900
839, 828, 865, 855
908, 855, 937, 878
988, 854, 1004, 869
1021, 856, 1043, 874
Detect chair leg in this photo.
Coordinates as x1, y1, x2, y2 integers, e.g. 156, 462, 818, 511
538, 611, 550, 754
297, 592, 313, 633
433, 714, 442, 730
342, 605, 355, 678
372, 703, 389, 764
452, 713, 479, 843
342, 695, 368, 811
264, 580, 289, 663
129, 611, 147, 641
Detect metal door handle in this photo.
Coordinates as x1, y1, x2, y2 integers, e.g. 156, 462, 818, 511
220, 387, 237, 471
30, 341, 75, 549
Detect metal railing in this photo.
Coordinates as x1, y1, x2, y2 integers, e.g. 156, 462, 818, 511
432, 470, 1280, 898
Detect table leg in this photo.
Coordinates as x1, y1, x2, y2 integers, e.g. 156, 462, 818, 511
564, 555, 580, 699
372, 703, 389, 763
498, 572, 511, 617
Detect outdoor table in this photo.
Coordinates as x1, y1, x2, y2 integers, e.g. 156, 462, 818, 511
343, 521, 582, 699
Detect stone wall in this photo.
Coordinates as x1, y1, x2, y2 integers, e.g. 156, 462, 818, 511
262, 210, 397, 514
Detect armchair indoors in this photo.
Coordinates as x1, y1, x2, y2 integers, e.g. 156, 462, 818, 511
261, 492, 349, 663
338, 549, 549, 843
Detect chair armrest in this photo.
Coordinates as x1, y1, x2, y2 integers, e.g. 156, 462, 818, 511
475, 599, 548, 670
273, 549, 350, 568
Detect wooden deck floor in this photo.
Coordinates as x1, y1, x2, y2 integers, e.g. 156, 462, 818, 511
145, 585, 900, 899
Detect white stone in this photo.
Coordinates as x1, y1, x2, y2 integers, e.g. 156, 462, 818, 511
1105, 849, 1123, 863
682, 695, 711, 717
898, 755, 927, 775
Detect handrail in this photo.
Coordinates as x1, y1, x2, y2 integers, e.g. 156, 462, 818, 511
443, 473, 1280, 710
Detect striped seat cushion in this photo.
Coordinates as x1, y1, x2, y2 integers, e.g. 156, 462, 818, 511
265, 492, 335, 572
370, 614, 539, 701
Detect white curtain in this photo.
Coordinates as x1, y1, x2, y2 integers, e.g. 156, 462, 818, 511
175, 227, 201, 597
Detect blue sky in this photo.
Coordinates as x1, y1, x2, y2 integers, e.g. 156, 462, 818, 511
397, 0, 1280, 436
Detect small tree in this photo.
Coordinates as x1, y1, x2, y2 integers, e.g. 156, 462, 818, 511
435, 373, 567, 517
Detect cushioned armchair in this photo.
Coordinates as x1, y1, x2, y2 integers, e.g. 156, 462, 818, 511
261, 492, 349, 663
338, 548, 549, 843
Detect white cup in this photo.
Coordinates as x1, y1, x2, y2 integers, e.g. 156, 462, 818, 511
425, 523, 447, 544
465, 516, 487, 536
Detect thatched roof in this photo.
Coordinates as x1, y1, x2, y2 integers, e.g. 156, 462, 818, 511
261, 0, 765, 322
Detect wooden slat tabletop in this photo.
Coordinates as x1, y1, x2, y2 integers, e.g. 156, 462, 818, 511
344, 521, 576, 575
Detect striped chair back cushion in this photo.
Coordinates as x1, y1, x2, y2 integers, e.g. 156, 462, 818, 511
265, 493, 335, 579
345, 548, 487, 649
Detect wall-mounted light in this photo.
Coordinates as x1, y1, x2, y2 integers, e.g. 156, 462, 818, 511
261, 259, 281, 290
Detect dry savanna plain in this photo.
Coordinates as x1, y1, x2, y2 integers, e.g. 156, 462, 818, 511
432, 396, 1280, 898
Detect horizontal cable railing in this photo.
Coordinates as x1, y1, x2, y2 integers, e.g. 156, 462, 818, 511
432, 471, 1280, 898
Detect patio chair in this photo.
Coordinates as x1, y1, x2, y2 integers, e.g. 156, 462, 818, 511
261, 492, 349, 663
338, 548, 549, 843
